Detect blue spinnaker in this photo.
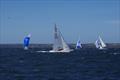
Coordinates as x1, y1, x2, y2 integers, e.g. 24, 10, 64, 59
24, 37, 30, 47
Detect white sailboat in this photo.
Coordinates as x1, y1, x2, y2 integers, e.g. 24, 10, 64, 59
76, 39, 82, 49
49, 24, 72, 53
95, 36, 106, 50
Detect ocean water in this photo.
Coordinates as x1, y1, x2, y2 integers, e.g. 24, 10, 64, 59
0, 46, 120, 80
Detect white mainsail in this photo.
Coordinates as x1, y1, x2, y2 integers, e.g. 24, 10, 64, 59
95, 36, 106, 49
49, 24, 71, 52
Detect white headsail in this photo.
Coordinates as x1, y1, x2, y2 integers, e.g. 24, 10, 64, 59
99, 36, 106, 48
60, 31, 71, 51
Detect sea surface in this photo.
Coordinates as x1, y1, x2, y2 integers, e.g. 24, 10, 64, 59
0, 45, 120, 80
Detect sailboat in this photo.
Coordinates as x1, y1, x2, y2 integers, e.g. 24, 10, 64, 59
24, 34, 31, 50
95, 36, 106, 50
49, 24, 72, 53
76, 39, 82, 49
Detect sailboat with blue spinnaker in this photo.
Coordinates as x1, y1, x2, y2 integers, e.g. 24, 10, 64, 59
24, 34, 31, 50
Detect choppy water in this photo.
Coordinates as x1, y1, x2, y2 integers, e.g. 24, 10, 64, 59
0, 47, 120, 80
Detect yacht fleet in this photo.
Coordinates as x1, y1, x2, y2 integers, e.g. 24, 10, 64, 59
24, 24, 107, 52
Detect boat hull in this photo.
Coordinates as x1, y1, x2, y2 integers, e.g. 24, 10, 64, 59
49, 49, 73, 53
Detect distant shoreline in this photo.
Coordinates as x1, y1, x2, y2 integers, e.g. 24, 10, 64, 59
0, 43, 120, 48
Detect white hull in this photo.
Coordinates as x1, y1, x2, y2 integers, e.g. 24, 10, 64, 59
98, 47, 107, 50
49, 49, 73, 53
24, 47, 28, 50
36, 49, 73, 53
36, 51, 48, 53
